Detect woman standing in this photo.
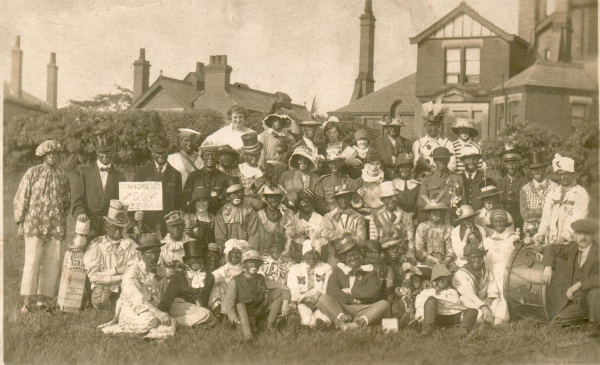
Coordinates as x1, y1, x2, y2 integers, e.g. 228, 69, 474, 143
279, 146, 319, 204
184, 187, 215, 248
14, 140, 71, 312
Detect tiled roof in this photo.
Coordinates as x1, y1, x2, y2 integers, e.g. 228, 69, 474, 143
228, 84, 310, 120
3, 81, 53, 112
490, 61, 599, 92
331, 73, 420, 115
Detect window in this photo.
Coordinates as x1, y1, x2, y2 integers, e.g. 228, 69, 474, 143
465, 48, 480, 83
572, 104, 587, 125
496, 103, 505, 132
446, 49, 461, 84
508, 101, 519, 123
544, 49, 551, 60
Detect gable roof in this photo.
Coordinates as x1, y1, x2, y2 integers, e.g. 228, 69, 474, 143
490, 61, 599, 92
331, 73, 420, 115
130, 76, 202, 110
3, 81, 53, 113
228, 83, 310, 119
409, 2, 528, 46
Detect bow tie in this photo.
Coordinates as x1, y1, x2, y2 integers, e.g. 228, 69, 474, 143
349, 268, 361, 276
100, 167, 110, 172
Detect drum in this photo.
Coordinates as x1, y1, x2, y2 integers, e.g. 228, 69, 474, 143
363, 182, 383, 209
504, 245, 550, 322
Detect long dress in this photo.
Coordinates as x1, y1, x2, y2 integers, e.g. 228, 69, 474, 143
482, 230, 518, 299
184, 212, 216, 246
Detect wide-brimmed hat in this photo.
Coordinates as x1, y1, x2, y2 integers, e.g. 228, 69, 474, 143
242, 249, 263, 264
422, 97, 449, 124
354, 129, 370, 142
36, 140, 63, 157
324, 147, 345, 163
337, 236, 358, 255
463, 242, 488, 256
225, 177, 244, 194
299, 120, 321, 127
501, 145, 522, 161
528, 151, 549, 169
263, 113, 293, 129
178, 128, 201, 139
456, 205, 479, 221
218, 144, 240, 159
92, 125, 116, 152
431, 263, 453, 282
431, 147, 453, 159
379, 181, 397, 198
459, 145, 481, 159
75, 220, 90, 235
421, 196, 449, 211
199, 145, 220, 156
183, 240, 204, 260
164, 210, 185, 226
378, 117, 406, 127
571, 219, 600, 234
136, 233, 165, 251
333, 184, 355, 198
451, 117, 479, 137
241, 133, 262, 155
395, 152, 413, 167
104, 200, 129, 227
261, 185, 286, 196
289, 146, 318, 171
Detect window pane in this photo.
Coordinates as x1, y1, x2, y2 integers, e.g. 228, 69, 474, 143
466, 61, 479, 74
466, 48, 480, 60
447, 61, 461, 73
446, 75, 459, 84
446, 49, 461, 61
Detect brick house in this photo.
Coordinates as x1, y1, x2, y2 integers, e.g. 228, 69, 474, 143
4, 36, 58, 123
488, 0, 598, 136
129, 49, 310, 121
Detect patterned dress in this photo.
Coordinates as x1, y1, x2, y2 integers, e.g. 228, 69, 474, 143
519, 179, 559, 231
238, 163, 266, 200
184, 212, 216, 246
259, 254, 295, 284
14, 163, 71, 240
415, 221, 455, 267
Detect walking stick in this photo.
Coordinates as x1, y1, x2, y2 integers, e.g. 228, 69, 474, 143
236, 303, 253, 341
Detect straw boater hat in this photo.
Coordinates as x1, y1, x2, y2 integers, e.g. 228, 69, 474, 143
451, 117, 479, 138
178, 128, 201, 139
35, 140, 63, 157
378, 100, 407, 127
528, 151, 549, 169
182, 240, 204, 260
455, 205, 479, 221
422, 96, 451, 124
477, 178, 501, 199
241, 133, 262, 155
289, 146, 318, 171
92, 125, 116, 152
136, 233, 165, 251
332, 184, 355, 198
104, 200, 129, 227
164, 210, 185, 226
421, 194, 449, 212
225, 177, 244, 194
379, 181, 397, 199
459, 145, 481, 159
430, 263, 453, 282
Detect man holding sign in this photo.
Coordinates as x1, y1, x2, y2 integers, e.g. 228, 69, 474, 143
131, 138, 182, 238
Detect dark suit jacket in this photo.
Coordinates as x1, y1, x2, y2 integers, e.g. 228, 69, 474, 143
71, 164, 127, 233
498, 174, 529, 229
543, 242, 599, 317
157, 271, 214, 313
132, 162, 182, 228
326, 266, 381, 305
461, 170, 485, 210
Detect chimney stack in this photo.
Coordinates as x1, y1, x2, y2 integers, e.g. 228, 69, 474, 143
11, 35, 23, 98
47, 52, 58, 109
194, 62, 205, 91
133, 48, 151, 101
204, 55, 232, 94
518, 0, 537, 45
350, 0, 376, 102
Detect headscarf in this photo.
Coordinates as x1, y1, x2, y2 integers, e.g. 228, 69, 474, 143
552, 153, 575, 173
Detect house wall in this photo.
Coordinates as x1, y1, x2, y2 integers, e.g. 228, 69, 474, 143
3, 100, 49, 123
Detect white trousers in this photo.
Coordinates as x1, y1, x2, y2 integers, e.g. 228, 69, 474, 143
20, 236, 63, 297
476, 298, 510, 325
297, 304, 331, 328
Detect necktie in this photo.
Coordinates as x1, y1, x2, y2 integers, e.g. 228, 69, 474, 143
579, 250, 584, 267
158, 166, 164, 175
100, 167, 110, 172
389, 211, 397, 223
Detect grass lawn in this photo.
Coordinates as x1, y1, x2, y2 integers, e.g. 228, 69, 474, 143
3, 170, 599, 365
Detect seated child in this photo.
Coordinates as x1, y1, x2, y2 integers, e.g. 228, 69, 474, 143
161, 211, 195, 278
415, 264, 478, 337
209, 239, 247, 316
415, 197, 456, 270
259, 239, 295, 285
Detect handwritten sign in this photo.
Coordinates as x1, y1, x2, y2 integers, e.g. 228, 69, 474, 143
119, 182, 163, 211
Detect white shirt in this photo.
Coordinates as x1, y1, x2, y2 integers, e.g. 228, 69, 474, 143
155, 162, 167, 175
97, 160, 111, 190
579, 245, 592, 267
201, 124, 254, 150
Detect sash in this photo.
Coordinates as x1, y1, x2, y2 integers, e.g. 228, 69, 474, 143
179, 151, 199, 173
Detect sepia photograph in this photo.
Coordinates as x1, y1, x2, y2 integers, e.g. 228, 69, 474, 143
2, 0, 599, 363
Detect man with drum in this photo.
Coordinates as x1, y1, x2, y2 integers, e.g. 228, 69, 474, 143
544, 219, 599, 337
183, 145, 229, 215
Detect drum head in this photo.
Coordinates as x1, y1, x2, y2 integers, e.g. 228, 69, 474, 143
363, 182, 383, 209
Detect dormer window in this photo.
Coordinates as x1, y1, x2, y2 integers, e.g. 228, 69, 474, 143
445, 47, 480, 85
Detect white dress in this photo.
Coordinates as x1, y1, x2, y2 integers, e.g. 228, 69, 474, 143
482, 230, 518, 299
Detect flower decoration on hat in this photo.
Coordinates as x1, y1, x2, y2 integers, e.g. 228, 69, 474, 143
35, 140, 63, 157
422, 96, 452, 123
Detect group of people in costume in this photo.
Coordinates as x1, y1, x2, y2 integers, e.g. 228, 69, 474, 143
14, 98, 598, 340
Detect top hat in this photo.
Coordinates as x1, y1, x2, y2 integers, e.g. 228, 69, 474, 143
431, 263, 453, 282
242, 249, 263, 264
337, 236, 358, 255
528, 151, 549, 169
451, 117, 479, 138
218, 144, 240, 159
477, 178, 501, 199
455, 205, 479, 221
35, 140, 63, 157
136, 233, 165, 251
354, 129, 370, 142
431, 147, 453, 159
164, 210, 185, 226
225, 177, 244, 194
571, 218, 600, 234
263, 113, 293, 129
75, 220, 90, 235
178, 128, 201, 139
148, 137, 168, 153
92, 125, 116, 152
183, 240, 204, 260
241, 133, 262, 155
104, 200, 129, 227
379, 181, 397, 198
395, 152, 414, 167
333, 184, 355, 198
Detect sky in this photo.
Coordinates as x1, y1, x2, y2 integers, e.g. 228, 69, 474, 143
2, 0, 518, 113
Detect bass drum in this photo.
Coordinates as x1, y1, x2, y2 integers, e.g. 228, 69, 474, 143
503, 245, 550, 323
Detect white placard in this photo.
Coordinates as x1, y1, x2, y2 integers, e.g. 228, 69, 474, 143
381, 318, 399, 333
119, 182, 163, 211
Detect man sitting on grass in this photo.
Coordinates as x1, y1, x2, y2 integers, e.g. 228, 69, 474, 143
317, 237, 390, 331
416, 264, 478, 337
223, 250, 291, 337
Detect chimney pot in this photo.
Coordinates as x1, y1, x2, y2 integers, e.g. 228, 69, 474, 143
221, 55, 227, 65
196, 62, 204, 73
50, 52, 56, 64
139, 48, 146, 60
210, 55, 216, 64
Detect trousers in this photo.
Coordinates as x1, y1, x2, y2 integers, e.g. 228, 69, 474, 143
423, 297, 477, 328
91, 285, 120, 310
20, 236, 63, 297
295, 299, 332, 327
317, 294, 390, 326
169, 297, 214, 327
551, 288, 600, 327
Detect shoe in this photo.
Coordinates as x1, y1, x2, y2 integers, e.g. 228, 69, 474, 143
335, 314, 353, 330
353, 317, 367, 328
286, 314, 300, 333
340, 322, 361, 332
274, 316, 287, 332
453, 327, 469, 338
20, 305, 31, 314
420, 324, 434, 337
315, 318, 329, 331
36, 302, 53, 313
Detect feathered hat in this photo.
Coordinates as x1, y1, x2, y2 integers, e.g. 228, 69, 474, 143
378, 99, 407, 127
422, 96, 452, 124
262, 100, 294, 129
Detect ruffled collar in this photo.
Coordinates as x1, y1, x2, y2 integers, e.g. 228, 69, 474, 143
337, 262, 373, 275
239, 163, 263, 178
186, 269, 207, 289
222, 203, 251, 224
490, 230, 514, 240
361, 169, 385, 184
162, 234, 192, 252
353, 145, 369, 159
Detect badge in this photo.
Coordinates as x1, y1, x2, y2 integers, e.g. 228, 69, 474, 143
211, 191, 217, 197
